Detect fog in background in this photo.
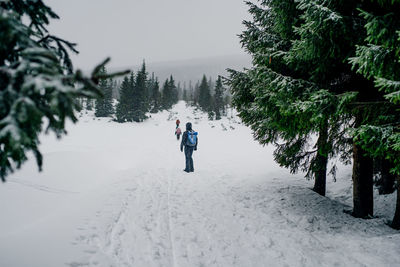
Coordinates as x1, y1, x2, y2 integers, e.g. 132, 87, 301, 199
46, 0, 251, 74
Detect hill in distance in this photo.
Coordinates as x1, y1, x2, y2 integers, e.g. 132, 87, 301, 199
112, 54, 252, 85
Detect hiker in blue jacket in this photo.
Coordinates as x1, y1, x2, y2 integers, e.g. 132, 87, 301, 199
180, 122, 198, 173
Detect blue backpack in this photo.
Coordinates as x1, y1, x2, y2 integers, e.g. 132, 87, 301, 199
187, 131, 198, 146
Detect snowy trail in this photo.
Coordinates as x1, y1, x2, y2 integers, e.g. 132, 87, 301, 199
1, 102, 400, 267
73, 168, 400, 267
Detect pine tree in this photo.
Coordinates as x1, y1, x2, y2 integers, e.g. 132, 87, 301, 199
95, 66, 114, 117
288, 0, 373, 209
229, 0, 400, 220
227, 0, 366, 200
161, 79, 171, 110
169, 75, 179, 105
116, 74, 134, 122
228, 0, 330, 196
150, 76, 161, 113
161, 79, 168, 109
131, 62, 148, 122
0, 0, 127, 181
349, 0, 400, 227
214, 76, 224, 120
161, 75, 179, 109
198, 75, 211, 112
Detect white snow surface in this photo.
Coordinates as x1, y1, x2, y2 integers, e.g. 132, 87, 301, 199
0, 101, 399, 267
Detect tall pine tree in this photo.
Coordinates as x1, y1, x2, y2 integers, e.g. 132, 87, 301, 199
169, 75, 179, 105
214, 76, 224, 120
162, 79, 172, 110
161, 75, 179, 109
131, 62, 148, 122
116, 73, 134, 122
228, 0, 338, 197
287, 0, 374, 212
198, 75, 211, 112
95, 66, 114, 117
349, 0, 400, 227
228, 0, 400, 220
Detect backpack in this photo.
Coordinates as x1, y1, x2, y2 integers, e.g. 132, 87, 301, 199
186, 131, 198, 146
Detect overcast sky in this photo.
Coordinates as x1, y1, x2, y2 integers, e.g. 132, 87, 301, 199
45, 0, 250, 70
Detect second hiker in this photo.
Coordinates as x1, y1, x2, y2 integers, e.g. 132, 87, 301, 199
175, 126, 182, 140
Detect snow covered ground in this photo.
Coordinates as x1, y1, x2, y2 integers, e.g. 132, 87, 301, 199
0, 101, 399, 267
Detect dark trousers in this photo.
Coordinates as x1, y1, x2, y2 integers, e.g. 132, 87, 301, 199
184, 146, 194, 172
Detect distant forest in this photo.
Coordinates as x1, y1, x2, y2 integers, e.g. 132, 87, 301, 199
83, 61, 232, 122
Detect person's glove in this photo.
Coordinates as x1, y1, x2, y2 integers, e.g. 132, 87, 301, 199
194, 148, 197, 151
180, 147, 183, 152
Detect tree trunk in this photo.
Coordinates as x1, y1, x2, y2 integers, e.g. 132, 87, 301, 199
391, 176, 400, 229
379, 159, 395, 195
313, 122, 329, 196
352, 142, 374, 218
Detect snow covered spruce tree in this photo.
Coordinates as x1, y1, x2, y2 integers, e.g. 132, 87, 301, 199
161, 79, 171, 110
214, 76, 225, 120
349, 0, 400, 228
0, 0, 127, 181
228, 0, 352, 197
169, 76, 179, 105
115, 63, 152, 123
161, 75, 179, 110
290, 1, 380, 217
131, 62, 149, 122
95, 66, 114, 117
198, 75, 212, 112
116, 73, 134, 122
230, 0, 400, 219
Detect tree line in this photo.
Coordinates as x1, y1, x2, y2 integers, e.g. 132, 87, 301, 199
90, 62, 180, 122
182, 75, 231, 120
91, 68, 232, 122
227, 0, 400, 228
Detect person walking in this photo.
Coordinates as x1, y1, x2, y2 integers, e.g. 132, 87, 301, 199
175, 126, 182, 140
180, 122, 198, 172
